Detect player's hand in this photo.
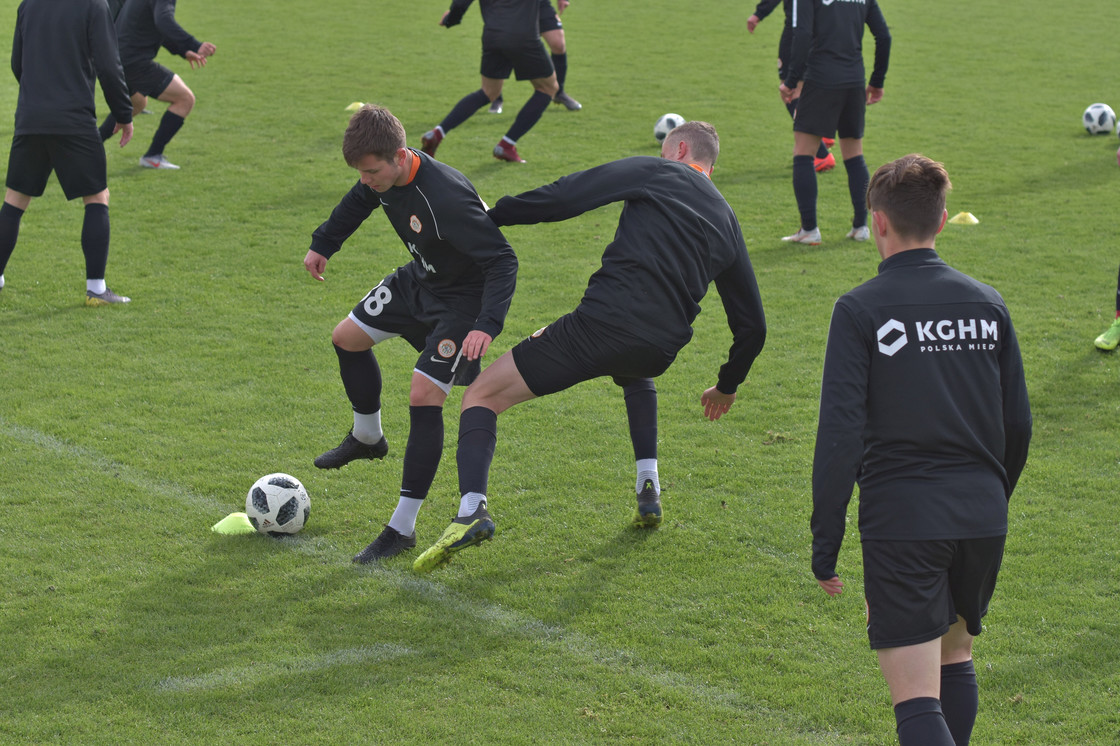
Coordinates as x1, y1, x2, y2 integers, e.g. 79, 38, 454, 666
817, 576, 844, 597
303, 250, 328, 282
557, 0, 570, 13
440, 10, 450, 26
197, 42, 217, 57
866, 86, 883, 105
185, 50, 206, 69
114, 121, 133, 148
700, 386, 736, 421
462, 330, 493, 361
779, 82, 800, 105
747, 14, 760, 33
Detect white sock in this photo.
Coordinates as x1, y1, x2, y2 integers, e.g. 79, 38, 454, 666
637, 458, 660, 495
458, 492, 486, 518
352, 410, 382, 444
387, 496, 423, 537
0, 274, 5, 289
435, 125, 445, 136
501, 135, 516, 146
87, 278, 106, 295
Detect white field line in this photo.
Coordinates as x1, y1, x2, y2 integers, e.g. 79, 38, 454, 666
5, 419, 758, 717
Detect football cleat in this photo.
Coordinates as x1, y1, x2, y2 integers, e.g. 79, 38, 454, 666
488, 98, 503, 114
353, 525, 417, 563
553, 91, 582, 111
1094, 318, 1120, 351
85, 288, 131, 306
846, 225, 871, 242
814, 153, 836, 173
420, 128, 443, 157
781, 227, 822, 245
314, 430, 388, 469
632, 479, 662, 528
493, 140, 525, 163
139, 154, 179, 170
822, 137, 835, 148
413, 504, 495, 572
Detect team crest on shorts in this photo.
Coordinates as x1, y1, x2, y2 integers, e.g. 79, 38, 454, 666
409, 215, 422, 233
437, 339, 457, 358
530, 326, 547, 339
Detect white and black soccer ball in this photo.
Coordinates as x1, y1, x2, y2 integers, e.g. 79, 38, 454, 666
1083, 103, 1116, 134
654, 113, 685, 143
246, 473, 310, 536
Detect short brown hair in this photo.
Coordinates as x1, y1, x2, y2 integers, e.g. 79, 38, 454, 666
665, 121, 720, 166
342, 104, 407, 166
866, 154, 952, 241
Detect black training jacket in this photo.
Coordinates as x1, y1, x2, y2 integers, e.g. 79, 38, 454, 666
811, 249, 1032, 580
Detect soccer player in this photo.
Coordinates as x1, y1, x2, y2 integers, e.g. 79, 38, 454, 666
1092, 264, 1120, 350
778, 0, 890, 245
1, 0, 135, 305
303, 105, 517, 564
412, 121, 767, 573
489, 0, 581, 114
811, 155, 1032, 745
746, 0, 834, 172
97, 0, 217, 170
421, 0, 561, 163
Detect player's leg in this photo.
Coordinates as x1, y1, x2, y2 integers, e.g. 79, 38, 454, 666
878, 641, 956, 746
619, 378, 661, 527
315, 315, 391, 469
98, 92, 148, 141
412, 351, 535, 572
138, 74, 194, 169
1094, 263, 1120, 350
79, 190, 128, 305
939, 619, 978, 746
423, 45, 509, 156
542, 27, 580, 111
782, 130, 822, 244
494, 41, 557, 162
1, 136, 49, 292
836, 89, 871, 240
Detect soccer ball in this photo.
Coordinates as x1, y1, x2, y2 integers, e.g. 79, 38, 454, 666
1083, 103, 1116, 134
245, 473, 310, 536
654, 113, 685, 143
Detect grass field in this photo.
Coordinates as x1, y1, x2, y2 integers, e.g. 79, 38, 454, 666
2, 0, 1119, 743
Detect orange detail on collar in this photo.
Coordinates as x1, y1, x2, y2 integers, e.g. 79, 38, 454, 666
687, 162, 710, 178
404, 149, 421, 184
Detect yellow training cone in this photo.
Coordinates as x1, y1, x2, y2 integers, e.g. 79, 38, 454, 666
211, 512, 257, 535
345, 101, 364, 112
948, 212, 979, 225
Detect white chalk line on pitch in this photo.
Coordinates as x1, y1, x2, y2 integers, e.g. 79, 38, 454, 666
4, 419, 756, 716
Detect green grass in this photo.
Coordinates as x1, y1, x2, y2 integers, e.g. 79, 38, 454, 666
2, 0, 1119, 742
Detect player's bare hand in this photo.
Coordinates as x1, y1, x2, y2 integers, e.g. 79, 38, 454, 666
462, 330, 493, 361
747, 14, 760, 33
303, 249, 328, 282
557, 0, 570, 13
114, 121, 133, 148
197, 42, 217, 57
185, 50, 206, 69
818, 576, 844, 597
779, 82, 800, 105
701, 386, 736, 421
440, 10, 450, 26
866, 86, 883, 105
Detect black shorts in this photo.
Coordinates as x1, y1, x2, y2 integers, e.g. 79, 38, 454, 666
123, 58, 175, 98
511, 307, 676, 396
347, 269, 481, 390
862, 535, 1006, 650
538, 0, 562, 33
793, 81, 865, 140
5, 133, 107, 200
480, 36, 554, 81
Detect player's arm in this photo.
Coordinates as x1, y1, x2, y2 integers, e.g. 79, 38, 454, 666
442, 0, 475, 28
866, 0, 891, 93
810, 300, 869, 585
781, 0, 812, 95
151, 0, 203, 58
999, 312, 1032, 498
709, 249, 767, 403
451, 198, 519, 358
305, 180, 381, 277
488, 157, 655, 227
11, 9, 23, 82
749, 0, 782, 30
90, 2, 133, 133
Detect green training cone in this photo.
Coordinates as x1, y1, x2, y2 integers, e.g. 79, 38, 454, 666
211, 512, 256, 535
